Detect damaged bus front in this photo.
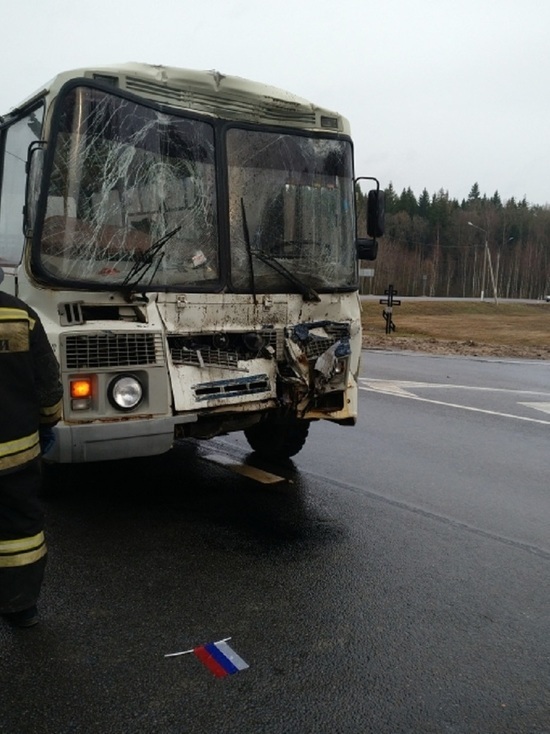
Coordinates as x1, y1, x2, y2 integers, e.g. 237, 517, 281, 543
0, 63, 383, 463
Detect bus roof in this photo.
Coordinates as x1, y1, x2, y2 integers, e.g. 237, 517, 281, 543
6, 62, 350, 134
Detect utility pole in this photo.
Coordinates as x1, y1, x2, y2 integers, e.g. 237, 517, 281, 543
468, 222, 498, 304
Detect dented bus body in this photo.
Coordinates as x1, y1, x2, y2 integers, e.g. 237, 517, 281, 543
0, 63, 383, 463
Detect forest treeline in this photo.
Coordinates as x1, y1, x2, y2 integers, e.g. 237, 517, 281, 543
360, 182, 550, 299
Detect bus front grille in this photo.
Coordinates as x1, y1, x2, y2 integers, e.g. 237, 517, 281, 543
63, 333, 164, 369
167, 329, 281, 369
171, 347, 239, 370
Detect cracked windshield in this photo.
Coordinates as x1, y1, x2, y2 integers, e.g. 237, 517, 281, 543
37, 87, 356, 294
39, 87, 218, 288
227, 128, 356, 292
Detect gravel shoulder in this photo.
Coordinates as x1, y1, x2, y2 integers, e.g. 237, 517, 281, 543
362, 334, 550, 360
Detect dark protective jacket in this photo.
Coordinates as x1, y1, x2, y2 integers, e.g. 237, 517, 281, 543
0, 291, 63, 474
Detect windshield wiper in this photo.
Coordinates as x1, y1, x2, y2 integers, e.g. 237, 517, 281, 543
252, 250, 321, 302
240, 198, 319, 302
241, 198, 257, 305
121, 225, 181, 291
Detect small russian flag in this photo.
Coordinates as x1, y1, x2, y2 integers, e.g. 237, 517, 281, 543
165, 637, 249, 678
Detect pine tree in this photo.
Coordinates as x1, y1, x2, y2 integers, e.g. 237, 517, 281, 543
491, 191, 502, 209
384, 182, 398, 214
399, 187, 417, 217
468, 182, 481, 202
418, 188, 431, 219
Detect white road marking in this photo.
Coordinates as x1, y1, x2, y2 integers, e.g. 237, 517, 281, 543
518, 402, 550, 416
359, 379, 550, 425
361, 378, 550, 396
201, 452, 287, 484
362, 380, 419, 397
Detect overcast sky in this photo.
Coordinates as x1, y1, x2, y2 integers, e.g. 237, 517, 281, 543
2, 0, 549, 205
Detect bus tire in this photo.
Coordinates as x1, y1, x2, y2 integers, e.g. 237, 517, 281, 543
244, 416, 310, 459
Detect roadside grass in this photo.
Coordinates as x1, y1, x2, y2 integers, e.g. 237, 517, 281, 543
360, 300, 550, 358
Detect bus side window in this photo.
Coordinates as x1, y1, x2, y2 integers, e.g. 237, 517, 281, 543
0, 107, 44, 265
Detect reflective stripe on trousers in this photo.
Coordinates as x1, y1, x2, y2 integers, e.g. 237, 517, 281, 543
0, 458, 47, 613
0, 531, 47, 567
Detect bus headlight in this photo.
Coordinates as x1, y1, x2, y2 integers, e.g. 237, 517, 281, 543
108, 375, 143, 411
333, 359, 347, 376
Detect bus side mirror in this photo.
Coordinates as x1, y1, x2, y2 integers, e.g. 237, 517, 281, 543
367, 189, 385, 238
356, 238, 378, 261
23, 141, 46, 237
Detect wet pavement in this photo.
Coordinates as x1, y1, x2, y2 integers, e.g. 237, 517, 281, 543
2, 352, 549, 734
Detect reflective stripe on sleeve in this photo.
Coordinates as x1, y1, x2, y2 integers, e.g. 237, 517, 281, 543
0, 432, 40, 459
0, 432, 41, 471
0, 444, 41, 471
0, 531, 47, 567
0, 308, 33, 325
39, 398, 63, 424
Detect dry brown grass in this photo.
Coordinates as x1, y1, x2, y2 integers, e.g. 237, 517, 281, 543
360, 300, 550, 360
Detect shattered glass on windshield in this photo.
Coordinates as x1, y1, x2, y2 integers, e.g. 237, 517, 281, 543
35, 86, 356, 295
39, 87, 218, 287
227, 129, 356, 292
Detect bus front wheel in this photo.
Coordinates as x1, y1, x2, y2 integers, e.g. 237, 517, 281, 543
244, 416, 310, 460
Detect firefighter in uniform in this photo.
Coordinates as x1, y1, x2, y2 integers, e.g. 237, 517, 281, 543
0, 267, 63, 628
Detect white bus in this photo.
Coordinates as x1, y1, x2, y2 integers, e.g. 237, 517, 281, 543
0, 63, 383, 464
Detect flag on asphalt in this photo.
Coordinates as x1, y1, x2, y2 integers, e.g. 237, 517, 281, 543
194, 639, 249, 677
165, 637, 249, 678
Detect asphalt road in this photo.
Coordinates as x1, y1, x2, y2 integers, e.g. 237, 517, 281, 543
1, 351, 549, 734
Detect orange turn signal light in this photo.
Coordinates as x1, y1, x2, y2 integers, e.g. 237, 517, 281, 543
70, 379, 92, 399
